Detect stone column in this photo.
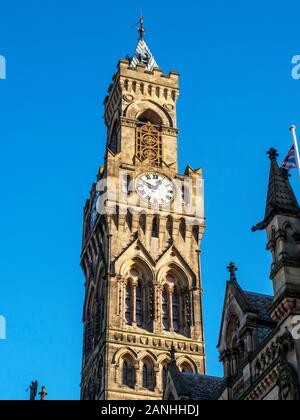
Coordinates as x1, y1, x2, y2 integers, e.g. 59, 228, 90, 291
246, 330, 253, 353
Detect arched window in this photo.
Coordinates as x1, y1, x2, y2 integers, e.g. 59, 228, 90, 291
113, 205, 119, 230
139, 214, 146, 235
162, 288, 169, 330
180, 362, 193, 373
143, 364, 149, 389
123, 361, 129, 385
142, 362, 155, 390
136, 111, 162, 167
152, 216, 159, 238
136, 281, 143, 327
172, 288, 180, 332
122, 360, 135, 389
126, 210, 132, 231
138, 109, 162, 127
166, 216, 173, 238
125, 283, 132, 325
179, 219, 186, 241
193, 225, 199, 243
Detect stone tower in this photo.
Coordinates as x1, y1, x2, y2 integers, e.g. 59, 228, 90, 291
80, 19, 206, 400
252, 148, 300, 323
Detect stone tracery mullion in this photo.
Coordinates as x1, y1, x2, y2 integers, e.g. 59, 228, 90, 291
136, 122, 162, 167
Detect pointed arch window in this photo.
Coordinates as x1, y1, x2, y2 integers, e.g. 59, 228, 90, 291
166, 216, 173, 238
180, 362, 193, 374
136, 281, 143, 327
152, 216, 159, 238
162, 288, 169, 331
136, 117, 162, 167
126, 210, 132, 231
193, 225, 199, 243
122, 360, 135, 389
142, 362, 155, 390
139, 213, 146, 235
113, 205, 119, 230
172, 288, 180, 332
125, 283, 132, 325
143, 364, 149, 389
179, 219, 186, 241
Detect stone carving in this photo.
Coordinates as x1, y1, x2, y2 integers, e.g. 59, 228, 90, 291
277, 360, 300, 400
163, 103, 174, 111
29, 381, 38, 401
276, 328, 300, 400
123, 94, 134, 103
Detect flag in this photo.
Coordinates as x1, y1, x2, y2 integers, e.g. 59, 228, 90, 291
281, 145, 297, 170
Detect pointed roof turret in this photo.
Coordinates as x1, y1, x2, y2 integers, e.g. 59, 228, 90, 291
129, 16, 159, 71
252, 148, 300, 232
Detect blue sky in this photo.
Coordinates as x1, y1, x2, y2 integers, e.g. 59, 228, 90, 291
0, 0, 300, 400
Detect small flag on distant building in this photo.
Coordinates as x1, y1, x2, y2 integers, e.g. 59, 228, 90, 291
281, 145, 297, 171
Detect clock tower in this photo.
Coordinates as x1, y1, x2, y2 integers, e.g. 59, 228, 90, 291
80, 19, 206, 400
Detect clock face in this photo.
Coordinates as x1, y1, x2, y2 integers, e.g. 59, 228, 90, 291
135, 173, 175, 206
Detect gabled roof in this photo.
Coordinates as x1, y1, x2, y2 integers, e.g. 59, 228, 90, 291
252, 148, 300, 232
176, 373, 224, 400
243, 291, 274, 322
166, 360, 224, 401
217, 271, 274, 348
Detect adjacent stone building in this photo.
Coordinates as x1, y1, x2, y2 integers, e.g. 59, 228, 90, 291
80, 20, 206, 400
164, 149, 300, 400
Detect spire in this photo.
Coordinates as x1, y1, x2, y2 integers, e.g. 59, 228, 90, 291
129, 16, 159, 71
252, 148, 300, 232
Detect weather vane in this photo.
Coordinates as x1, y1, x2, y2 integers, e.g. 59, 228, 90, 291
133, 13, 145, 40
139, 15, 145, 39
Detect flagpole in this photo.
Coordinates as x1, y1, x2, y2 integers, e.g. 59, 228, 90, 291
290, 125, 300, 179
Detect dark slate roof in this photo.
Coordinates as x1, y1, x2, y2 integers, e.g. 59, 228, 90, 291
178, 373, 224, 400
252, 148, 300, 232
243, 291, 274, 322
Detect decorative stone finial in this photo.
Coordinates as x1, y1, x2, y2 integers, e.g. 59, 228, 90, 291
39, 386, 48, 401
169, 345, 176, 363
28, 380, 38, 401
227, 262, 238, 282
267, 148, 279, 161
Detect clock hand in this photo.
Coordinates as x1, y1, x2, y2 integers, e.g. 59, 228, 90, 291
153, 180, 163, 191
142, 180, 153, 189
